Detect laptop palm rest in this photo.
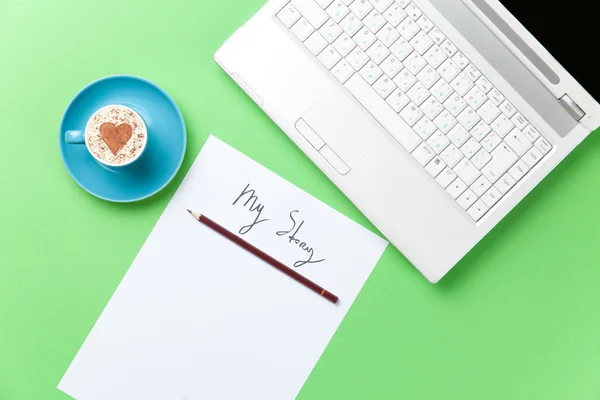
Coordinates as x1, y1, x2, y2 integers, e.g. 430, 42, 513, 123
296, 89, 382, 174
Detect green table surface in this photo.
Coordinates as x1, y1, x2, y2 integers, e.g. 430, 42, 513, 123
1, 1, 600, 399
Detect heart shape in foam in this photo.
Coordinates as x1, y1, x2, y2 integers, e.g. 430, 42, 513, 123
99, 122, 133, 155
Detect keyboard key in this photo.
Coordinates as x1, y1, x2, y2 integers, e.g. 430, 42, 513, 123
319, 19, 343, 42
340, 13, 363, 36
393, 68, 417, 91
482, 132, 502, 152
332, 32, 356, 56
504, 129, 532, 156
420, 96, 444, 119
359, 61, 383, 84
291, 17, 315, 41
475, 76, 493, 93
377, 23, 401, 47
438, 59, 460, 82
522, 147, 543, 168
477, 101, 501, 124
396, 0, 411, 7
495, 173, 516, 194
363, 9, 386, 33
447, 178, 467, 199
380, 54, 402, 77
523, 124, 540, 142
389, 37, 413, 61
373, 75, 397, 98
511, 113, 528, 130
416, 15, 434, 33
432, 80, 453, 103
482, 187, 502, 208
436, 167, 457, 188
457, 107, 480, 131
397, 16, 420, 40
384, 4, 408, 27
405, 3, 422, 20
467, 200, 489, 221
410, 31, 434, 55
399, 102, 424, 126
452, 52, 469, 69
508, 159, 530, 182
427, 130, 450, 154
460, 137, 481, 159
331, 59, 355, 82
346, 47, 369, 69
481, 143, 518, 183
413, 116, 437, 140
304, 32, 328, 55
412, 142, 435, 166
317, 45, 342, 68
444, 93, 467, 117
471, 175, 492, 197
470, 120, 491, 141
315, 0, 334, 7
490, 114, 514, 138
425, 156, 446, 177
371, 0, 394, 12
454, 158, 481, 185
424, 45, 447, 69
447, 124, 470, 147
464, 64, 481, 81
457, 189, 477, 210
535, 137, 552, 154
345, 74, 421, 150
488, 88, 505, 106
386, 88, 410, 112
355, 27, 377, 49
433, 110, 457, 134
440, 143, 463, 168
465, 86, 487, 110
292, 0, 329, 28
471, 148, 492, 169
428, 27, 445, 46
417, 66, 440, 89
450, 73, 473, 96
326, 1, 350, 22
499, 101, 517, 118
367, 40, 391, 64
403, 51, 427, 74
278, 4, 302, 27
349, 0, 374, 19
440, 39, 458, 57
406, 82, 430, 105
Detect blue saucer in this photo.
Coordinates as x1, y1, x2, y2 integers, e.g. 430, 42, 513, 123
59, 75, 186, 202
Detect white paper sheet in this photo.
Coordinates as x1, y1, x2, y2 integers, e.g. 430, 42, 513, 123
59, 136, 388, 400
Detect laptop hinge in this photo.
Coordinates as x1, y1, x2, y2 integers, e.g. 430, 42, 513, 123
559, 94, 585, 121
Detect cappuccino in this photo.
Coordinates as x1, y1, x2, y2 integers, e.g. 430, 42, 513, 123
85, 105, 147, 166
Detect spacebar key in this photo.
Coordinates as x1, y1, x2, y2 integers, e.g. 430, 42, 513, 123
345, 74, 421, 152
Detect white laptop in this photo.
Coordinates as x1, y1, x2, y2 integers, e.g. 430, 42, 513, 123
215, 0, 600, 283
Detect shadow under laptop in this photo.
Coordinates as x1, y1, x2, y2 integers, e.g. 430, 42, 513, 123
436, 129, 600, 290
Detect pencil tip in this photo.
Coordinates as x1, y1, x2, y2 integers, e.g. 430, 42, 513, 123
187, 209, 192, 214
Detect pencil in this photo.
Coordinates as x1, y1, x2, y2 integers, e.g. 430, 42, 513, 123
187, 209, 338, 304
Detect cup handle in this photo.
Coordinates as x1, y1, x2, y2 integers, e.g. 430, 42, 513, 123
65, 130, 85, 144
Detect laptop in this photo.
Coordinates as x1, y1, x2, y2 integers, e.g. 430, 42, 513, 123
215, 0, 600, 283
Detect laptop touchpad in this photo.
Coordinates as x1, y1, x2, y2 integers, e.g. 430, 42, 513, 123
301, 89, 382, 167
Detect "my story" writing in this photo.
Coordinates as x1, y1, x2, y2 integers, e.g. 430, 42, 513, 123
232, 184, 325, 268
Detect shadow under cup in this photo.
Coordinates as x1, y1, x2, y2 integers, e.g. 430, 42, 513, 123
64, 104, 148, 172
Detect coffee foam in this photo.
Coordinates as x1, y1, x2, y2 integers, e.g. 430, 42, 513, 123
86, 106, 146, 165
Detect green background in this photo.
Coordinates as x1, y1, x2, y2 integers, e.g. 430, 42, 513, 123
1, 0, 599, 399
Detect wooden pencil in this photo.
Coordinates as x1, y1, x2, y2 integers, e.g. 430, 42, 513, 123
187, 209, 338, 304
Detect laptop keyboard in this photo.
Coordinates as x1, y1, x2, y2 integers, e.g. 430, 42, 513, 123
277, 0, 553, 222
